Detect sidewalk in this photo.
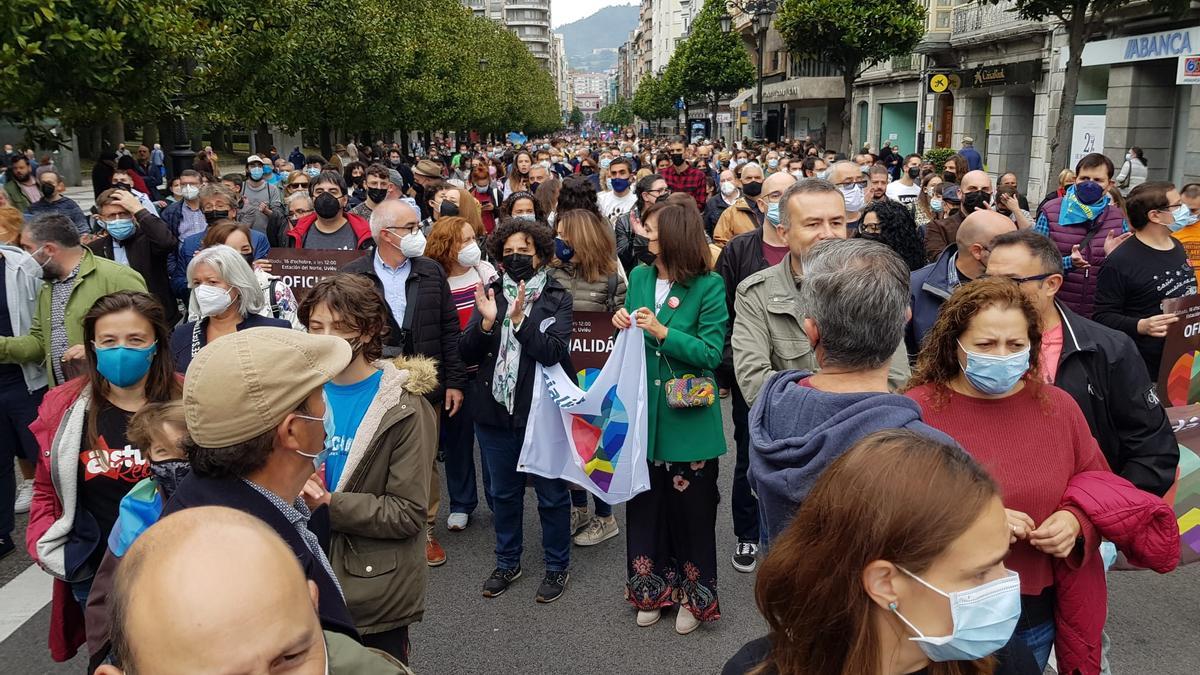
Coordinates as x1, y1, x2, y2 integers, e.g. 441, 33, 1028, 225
63, 183, 95, 213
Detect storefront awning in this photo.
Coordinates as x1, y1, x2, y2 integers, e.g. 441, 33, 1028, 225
727, 77, 844, 109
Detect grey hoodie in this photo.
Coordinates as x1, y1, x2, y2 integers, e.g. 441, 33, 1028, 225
748, 370, 956, 549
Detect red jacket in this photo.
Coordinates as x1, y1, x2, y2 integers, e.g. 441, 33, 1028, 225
1052, 471, 1179, 675
25, 377, 89, 662
286, 211, 373, 249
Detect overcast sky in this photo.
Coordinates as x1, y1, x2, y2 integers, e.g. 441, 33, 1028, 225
551, 0, 638, 29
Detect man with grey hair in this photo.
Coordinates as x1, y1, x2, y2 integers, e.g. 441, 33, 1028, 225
826, 160, 869, 230
746, 238, 956, 549
170, 182, 273, 299
733, 179, 910, 407
343, 198, 465, 561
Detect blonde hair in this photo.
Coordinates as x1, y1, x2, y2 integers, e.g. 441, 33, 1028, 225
554, 209, 617, 283
454, 188, 484, 237
0, 206, 24, 245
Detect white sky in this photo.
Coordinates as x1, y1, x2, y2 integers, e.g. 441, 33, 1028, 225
551, 0, 638, 29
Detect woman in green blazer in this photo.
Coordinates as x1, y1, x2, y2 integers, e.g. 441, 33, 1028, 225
611, 200, 728, 635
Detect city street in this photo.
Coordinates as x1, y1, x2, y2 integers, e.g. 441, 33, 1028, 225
2, 401, 1197, 674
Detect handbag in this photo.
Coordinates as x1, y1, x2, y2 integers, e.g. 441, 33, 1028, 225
661, 353, 716, 409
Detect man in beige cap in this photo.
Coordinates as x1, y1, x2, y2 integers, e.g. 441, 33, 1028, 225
410, 159, 445, 220
96, 507, 411, 675
162, 327, 360, 640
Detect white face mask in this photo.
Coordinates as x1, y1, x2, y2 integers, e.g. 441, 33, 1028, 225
457, 240, 482, 267
194, 284, 234, 318
394, 228, 426, 258
181, 185, 200, 201
720, 180, 737, 197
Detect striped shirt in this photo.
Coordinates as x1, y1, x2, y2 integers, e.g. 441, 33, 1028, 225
448, 261, 497, 373
49, 264, 80, 384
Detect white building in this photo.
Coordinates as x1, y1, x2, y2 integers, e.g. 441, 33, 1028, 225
572, 71, 610, 106
651, 0, 686, 73
464, 0, 554, 67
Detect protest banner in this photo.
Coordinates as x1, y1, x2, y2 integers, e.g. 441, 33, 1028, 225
1155, 294, 1200, 566
260, 249, 367, 302
570, 311, 618, 374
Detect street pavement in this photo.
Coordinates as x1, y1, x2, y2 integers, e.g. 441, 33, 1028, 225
2, 402, 1198, 674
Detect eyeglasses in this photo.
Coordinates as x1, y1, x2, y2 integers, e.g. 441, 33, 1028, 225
288, 207, 314, 219
838, 179, 869, 188
385, 225, 418, 236
288, 182, 309, 190
644, 188, 671, 197
981, 272, 1056, 284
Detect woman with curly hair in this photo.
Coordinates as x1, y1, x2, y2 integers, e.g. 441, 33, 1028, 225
458, 216, 575, 604
500, 190, 544, 223
903, 278, 1108, 671
859, 199, 927, 271
556, 175, 603, 221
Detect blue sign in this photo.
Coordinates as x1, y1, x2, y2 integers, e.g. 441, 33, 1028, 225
1125, 31, 1192, 60
674, 98, 685, 110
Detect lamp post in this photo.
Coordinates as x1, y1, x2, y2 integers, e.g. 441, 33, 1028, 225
168, 58, 197, 181
720, 0, 777, 141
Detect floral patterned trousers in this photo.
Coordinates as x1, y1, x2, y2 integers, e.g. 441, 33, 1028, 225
625, 459, 721, 622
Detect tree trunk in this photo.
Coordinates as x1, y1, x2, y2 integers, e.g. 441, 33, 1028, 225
1051, 1, 1090, 176
141, 123, 158, 147
106, 114, 125, 150
841, 70, 856, 155
319, 121, 333, 160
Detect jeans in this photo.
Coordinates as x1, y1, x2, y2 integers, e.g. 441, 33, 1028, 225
475, 423, 570, 572
1015, 619, 1055, 671
443, 382, 492, 514
730, 385, 759, 544
570, 489, 612, 518
0, 382, 44, 538
70, 578, 92, 608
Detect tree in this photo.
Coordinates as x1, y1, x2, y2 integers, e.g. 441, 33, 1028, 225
569, 106, 584, 129
597, 98, 634, 130
631, 73, 677, 134
776, 0, 925, 153
998, 0, 1187, 173
670, 0, 754, 139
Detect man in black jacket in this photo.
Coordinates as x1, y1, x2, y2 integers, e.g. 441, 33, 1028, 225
342, 198, 466, 566
90, 188, 180, 324
986, 229, 1178, 495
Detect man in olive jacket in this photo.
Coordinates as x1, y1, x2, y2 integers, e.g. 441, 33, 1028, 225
0, 214, 146, 386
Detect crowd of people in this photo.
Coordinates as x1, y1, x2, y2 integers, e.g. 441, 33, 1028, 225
0, 131, 1190, 674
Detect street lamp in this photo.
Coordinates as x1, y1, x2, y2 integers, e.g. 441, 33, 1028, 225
719, 0, 778, 141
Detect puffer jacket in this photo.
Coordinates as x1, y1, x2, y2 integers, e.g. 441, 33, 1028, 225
1052, 470, 1179, 675
549, 262, 627, 312
329, 356, 439, 634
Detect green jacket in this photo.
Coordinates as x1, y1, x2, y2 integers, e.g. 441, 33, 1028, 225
626, 265, 728, 463
0, 247, 146, 386
4, 178, 33, 212
325, 630, 414, 674
732, 255, 910, 405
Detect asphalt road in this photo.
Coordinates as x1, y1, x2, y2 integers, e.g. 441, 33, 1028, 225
2, 401, 1197, 674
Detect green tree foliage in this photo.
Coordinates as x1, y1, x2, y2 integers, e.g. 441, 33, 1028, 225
670, 0, 754, 134
776, 0, 925, 152
569, 106, 584, 128
996, 0, 1187, 172
922, 147, 954, 172
597, 98, 634, 129
631, 73, 677, 130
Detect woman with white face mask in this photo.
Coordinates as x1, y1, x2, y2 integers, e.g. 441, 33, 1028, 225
727, 429, 1040, 675
170, 244, 291, 373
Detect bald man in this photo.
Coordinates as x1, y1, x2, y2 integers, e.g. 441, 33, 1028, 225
97, 507, 410, 675
907, 209, 1017, 352
827, 161, 868, 230
924, 169, 993, 261
344, 198, 464, 559
714, 170, 796, 246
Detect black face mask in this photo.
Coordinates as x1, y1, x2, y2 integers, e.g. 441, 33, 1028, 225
366, 187, 388, 204
150, 459, 191, 503
580, 166, 595, 176
907, 166, 921, 179
529, 181, 541, 194
439, 201, 460, 218
38, 182, 56, 200
313, 192, 342, 219
242, 252, 256, 267
632, 236, 657, 266
351, 175, 364, 186
962, 190, 992, 214
502, 253, 536, 283
202, 209, 225, 225
943, 171, 957, 184
671, 153, 685, 166
741, 181, 763, 198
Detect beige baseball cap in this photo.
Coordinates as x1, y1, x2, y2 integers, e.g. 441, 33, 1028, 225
184, 328, 352, 447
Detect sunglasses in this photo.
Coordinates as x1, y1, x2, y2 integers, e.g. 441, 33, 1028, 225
288, 182, 310, 189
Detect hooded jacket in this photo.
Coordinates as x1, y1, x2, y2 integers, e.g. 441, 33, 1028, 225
287, 211, 374, 250
0, 244, 48, 392
748, 370, 956, 549
328, 357, 439, 634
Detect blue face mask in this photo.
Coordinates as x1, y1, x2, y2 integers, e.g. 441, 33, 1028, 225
94, 343, 157, 388
304, 167, 321, 178
892, 567, 1022, 662
930, 198, 944, 213
104, 218, 136, 241
1167, 203, 1197, 232
249, 167, 264, 180
958, 340, 1029, 395
294, 402, 335, 469
1073, 180, 1105, 205
554, 238, 575, 263
610, 177, 631, 193
765, 201, 781, 226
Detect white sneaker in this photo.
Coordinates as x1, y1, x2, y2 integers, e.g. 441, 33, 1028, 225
675, 607, 701, 635
569, 506, 591, 536
636, 609, 661, 627
13, 479, 33, 515
573, 515, 618, 546
447, 512, 469, 531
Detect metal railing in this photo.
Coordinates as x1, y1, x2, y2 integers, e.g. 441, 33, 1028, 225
890, 54, 915, 72
788, 56, 838, 78
951, 0, 1047, 43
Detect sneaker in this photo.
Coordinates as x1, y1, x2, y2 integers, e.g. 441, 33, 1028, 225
675, 607, 701, 635
732, 541, 758, 573
569, 506, 591, 536
482, 566, 522, 598
13, 479, 33, 514
425, 528, 447, 567
636, 608, 661, 627
446, 512, 469, 532
535, 570, 570, 603
573, 515, 618, 546
0, 535, 13, 561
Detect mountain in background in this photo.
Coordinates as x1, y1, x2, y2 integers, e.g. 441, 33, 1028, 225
555, 4, 639, 73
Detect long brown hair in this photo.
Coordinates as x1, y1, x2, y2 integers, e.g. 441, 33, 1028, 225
298, 273, 389, 364
425, 216, 472, 274
754, 430, 999, 675
644, 201, 709, 284
200, 219, 252, 250
454, 187, 484, 237
553, 209, 617, 283
83, 291, 182, 448
905, 277, 1043, 406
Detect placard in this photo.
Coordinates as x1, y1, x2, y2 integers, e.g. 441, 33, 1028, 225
570, 311, 617, 374
1069, 114, 1105, 169
1178, 55, 1200, 85
1155, 294, 1200, 566
260, 249, 368, 301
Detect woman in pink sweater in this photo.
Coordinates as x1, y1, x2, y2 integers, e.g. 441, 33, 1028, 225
904, 278, 1108, 672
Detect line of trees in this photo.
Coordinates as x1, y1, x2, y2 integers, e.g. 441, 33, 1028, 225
0, 0, 563, 156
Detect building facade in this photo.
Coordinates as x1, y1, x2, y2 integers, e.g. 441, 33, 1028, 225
464, 0, 554, 66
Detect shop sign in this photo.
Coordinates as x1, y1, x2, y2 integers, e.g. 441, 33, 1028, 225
927, 61, 1040, 93
1179, 55, 1200, 85
1078, 27, 1200, 67
716, 112, 732, 123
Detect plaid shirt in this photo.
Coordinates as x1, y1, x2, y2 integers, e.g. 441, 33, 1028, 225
49, 263, 80, 384
662, 164, 708, 211
242, 479, 344, 599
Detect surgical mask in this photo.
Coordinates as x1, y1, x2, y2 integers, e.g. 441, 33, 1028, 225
962, 190, 992, 214
150, 459, 191, 502
313, 192, 341, 219
742, 181, 763, 198
633, 236, 656, 266
248, 167, 264, 180
397, 229, 426, 258
815, 170, 829, 180
891, 567, 1022, 662
181, 185, 200, 201
720, 180, 737, 197
104, 218, 136, 241
930, 198, 944, 213
1167, 203, 1197, 232
735, 158, 747, 166
502, 253, 536, 282
439, 200, 460, 218
600, 158, 612, 170
94, 343, 158, 388
293, 408, 334, 469
840, 183, 865, 212
194, 284, 234, 318
767, 159, 779, 169
457, 241, 482, 267
958, 340, 1029, 395
304, 167, 321, 178
790, 170, 803, 179
1074, 180, 1105, 205
514, 213, 536, 222
554, 238, 575, 263
610, 177, 630, 193
765, 201, 781, 226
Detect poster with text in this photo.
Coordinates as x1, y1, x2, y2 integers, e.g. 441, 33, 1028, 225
1069, 114, 1106, 169
261, 249, 367, 302
571, 311, 618, 382
1154, 293, 1200, 566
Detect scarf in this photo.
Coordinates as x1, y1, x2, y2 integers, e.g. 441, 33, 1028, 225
492, 268, 550, 414
1059, 185, 1111, 226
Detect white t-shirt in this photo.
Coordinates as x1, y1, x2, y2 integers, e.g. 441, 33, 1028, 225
885, 180, 921, 208
597, 190, 637, 224
654, 279, 673, 313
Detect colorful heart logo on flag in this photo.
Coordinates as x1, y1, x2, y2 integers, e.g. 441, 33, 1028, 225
569, 385, 629, 492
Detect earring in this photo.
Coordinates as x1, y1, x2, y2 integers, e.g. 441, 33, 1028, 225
888, 601, 898, 611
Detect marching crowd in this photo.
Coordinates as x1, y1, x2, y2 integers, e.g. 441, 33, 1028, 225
0, 131, 1190, 674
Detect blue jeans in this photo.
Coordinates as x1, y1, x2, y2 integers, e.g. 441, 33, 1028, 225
475, 423, 570, 572
1015, 619, 1055, 671
70, 578, 92, 607
442, 382, 491, 514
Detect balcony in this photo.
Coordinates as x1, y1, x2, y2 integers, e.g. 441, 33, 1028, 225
506, 11, 550, 28
890, 53, 916, 72
951, 0, 1048, 46
506, 0, 550, 9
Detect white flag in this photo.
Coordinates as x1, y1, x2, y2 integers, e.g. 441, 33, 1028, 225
518, 327, 650, 504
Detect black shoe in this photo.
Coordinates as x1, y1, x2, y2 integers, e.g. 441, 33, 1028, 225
732, 541, 759, 573
0, 535, 14, 561
482, 567, 521, 598
536, 570, 570, 604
